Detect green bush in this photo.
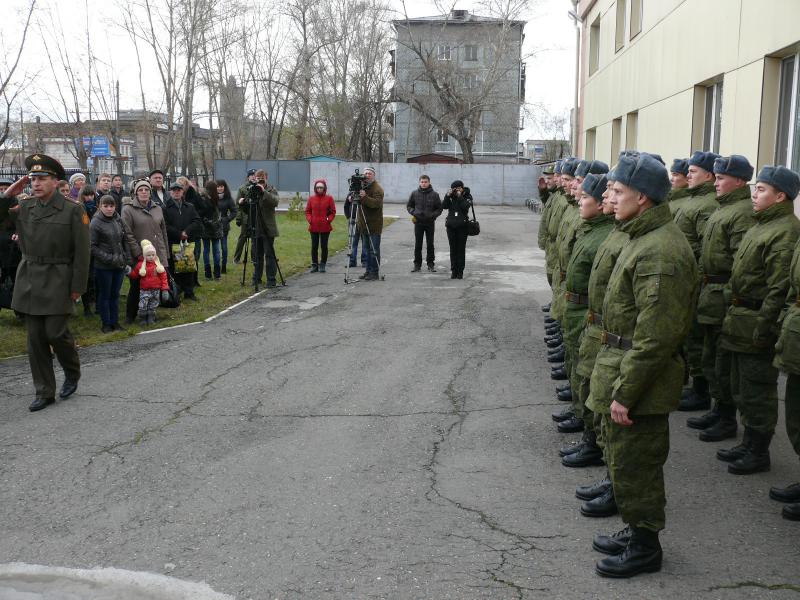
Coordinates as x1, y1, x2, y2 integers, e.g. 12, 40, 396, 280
287, 192, 305, 221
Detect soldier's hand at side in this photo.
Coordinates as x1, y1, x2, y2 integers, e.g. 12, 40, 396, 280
70, 292, 80, 301
4, 176, 29, 198
610, 400, 633, 426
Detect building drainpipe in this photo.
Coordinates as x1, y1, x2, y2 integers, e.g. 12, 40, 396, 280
571, 0, 580, 155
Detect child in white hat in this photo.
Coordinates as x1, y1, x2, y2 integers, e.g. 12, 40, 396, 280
129, 239, 168, 325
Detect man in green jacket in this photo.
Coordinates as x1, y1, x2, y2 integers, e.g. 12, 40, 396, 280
688, 155, 755, 442
718, 166, 800, 475
667, 158, 691, 216
0, 154, 90, 412
560, 173, 614, 457
587, 153, 697, 578
357, 166, 384, 281
252, 168, 280, 289
676, 151, 721, 412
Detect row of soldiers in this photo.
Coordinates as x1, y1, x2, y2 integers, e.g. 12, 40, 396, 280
536, 150, 800, 578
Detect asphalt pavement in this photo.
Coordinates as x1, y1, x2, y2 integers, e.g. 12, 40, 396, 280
0, 205, 798, 599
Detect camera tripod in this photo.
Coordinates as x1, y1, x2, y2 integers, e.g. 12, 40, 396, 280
343, 192, 385, 284
240, 195, 286, 291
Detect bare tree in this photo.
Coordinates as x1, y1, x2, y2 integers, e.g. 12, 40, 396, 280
0, 0, 36, 148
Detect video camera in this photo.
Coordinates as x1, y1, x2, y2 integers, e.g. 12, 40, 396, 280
348, 169, 368, 193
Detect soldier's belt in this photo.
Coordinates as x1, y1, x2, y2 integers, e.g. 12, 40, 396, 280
23, 254, 71, 265
731, 296, 763, 310
565, 291, 589, 305
703, 273, 730, 285
600, 330, 633, 351
587, 311, 603, 326
559, 270, 567, 282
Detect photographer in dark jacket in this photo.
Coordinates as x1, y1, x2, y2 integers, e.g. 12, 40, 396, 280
163, 182, 202, 300
252, 168, 280, 288
442, 180, 472, 279
406, 174, 442, 272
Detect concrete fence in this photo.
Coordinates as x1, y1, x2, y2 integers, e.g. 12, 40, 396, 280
310, 162, 542, 205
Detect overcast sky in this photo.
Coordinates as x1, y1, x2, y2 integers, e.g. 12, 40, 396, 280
2, 0, 576, 141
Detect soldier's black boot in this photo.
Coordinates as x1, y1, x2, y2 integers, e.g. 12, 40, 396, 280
555, 382, 571, 393
562, 430, 604, 467
595, 528, 662, 578
686, 405, 720, 430
576, 472, 612, 501
592, 525, 631, 555
547, 344, 564, 357
677, 377, 711, 411
541, 303, 551, 313
552, 406, 575, 422
728, 430, 772, 475
717, 427, 754, 463
556, 416, 584, 433
548, 349, 565, 363
581, 486, 618, 517
769, 482, 800, 503
545, 324, 560, 336
544, 316, 557, 325
559, 440, 583, 457
546, 336, 563, 349
699, 406, 737, 442
551, 366, 568, 380
783, 503, 800, 521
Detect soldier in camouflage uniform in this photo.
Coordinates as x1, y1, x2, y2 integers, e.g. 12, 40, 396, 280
541, 160, 569, 317
538, 162, 559, 287
560, 172, 614, 465
667, 158, 691, 216
718, 166, 800, 475
687, 155, 755, 443
675, 151, 721, 411
554, 160, 609, 433
772, 236, 800, 520
587, 153, 697, 578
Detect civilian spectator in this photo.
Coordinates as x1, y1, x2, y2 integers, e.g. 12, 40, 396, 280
305, 179, 336, 273
90, 195, 132, 333
216, 179, 237, 274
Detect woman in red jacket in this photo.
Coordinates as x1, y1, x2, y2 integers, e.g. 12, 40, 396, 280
305, 179, 336, 272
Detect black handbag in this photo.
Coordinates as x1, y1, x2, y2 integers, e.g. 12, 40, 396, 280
467, 202, 480, 236
159, 270, 182, 308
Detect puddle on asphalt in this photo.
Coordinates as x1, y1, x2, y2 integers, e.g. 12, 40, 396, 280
0, 563, 233, 600
263, 296, 330, 311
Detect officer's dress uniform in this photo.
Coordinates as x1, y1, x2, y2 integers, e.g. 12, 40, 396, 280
0, 155, 90, 406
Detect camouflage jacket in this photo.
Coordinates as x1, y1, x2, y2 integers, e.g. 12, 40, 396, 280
544, 189, 568, 273
775, 237, 800, 374
551, 199, 581, 321
720, 201, 800, 354
674, 181, 718, 261
696, 185, 754, 325
667, 186, 691, 217
588, 203, 697, 415
537, 187, 558, 251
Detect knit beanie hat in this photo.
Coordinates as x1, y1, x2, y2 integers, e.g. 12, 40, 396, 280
133, 179, 152, 195
713, 155, 754, 181
756, 165, 800, 200
613, 153, 672, 203
139, 239, 165, 276
69, 173, 86, 186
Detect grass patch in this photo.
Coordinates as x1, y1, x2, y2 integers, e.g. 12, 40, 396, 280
0, 214, 395, 360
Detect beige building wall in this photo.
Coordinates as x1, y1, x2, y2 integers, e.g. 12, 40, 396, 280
576, 0, 800, 215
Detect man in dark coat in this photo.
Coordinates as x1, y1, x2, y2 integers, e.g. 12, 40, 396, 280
0, 154, 90, 412
252, 169, 280, 289
406, 174, 442, 272
163, 182, 202, 300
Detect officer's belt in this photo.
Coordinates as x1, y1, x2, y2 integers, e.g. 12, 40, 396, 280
600, 330, 633, 351
23, 254, 71, 265
731, 296, 763, 310
587, 310, 603, 326
565, 291, 589, 305
703, 273, 730, 284
559, 270, 567, 282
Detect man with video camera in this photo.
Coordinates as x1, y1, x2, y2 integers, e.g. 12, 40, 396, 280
249, 169, 280, 288
356, 166, 384, 281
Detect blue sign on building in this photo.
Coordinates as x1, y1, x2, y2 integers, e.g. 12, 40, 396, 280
82, 136, 110, 158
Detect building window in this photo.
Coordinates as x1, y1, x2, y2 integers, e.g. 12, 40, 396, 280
611, 117, 622, 160
615, 0, 627, 53
703, 81, 723, 154
630, 0, 642, 40
589, 16, 600, 75
625, 111, 638, 150
585, 128, 596, 160
461, 73, 479, 89
776, 54, 800, 171
436, 128, 449, 143
437, 45, 451, 61
464, 45, 478, 61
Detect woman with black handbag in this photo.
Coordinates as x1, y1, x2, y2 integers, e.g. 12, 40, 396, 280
442, 180, 474, 279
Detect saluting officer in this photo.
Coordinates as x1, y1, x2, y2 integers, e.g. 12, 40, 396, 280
588, 153, 697, 578
0, 154, 90, 412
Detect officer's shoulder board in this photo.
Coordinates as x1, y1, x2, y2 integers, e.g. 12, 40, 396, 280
82, 211, 90, 226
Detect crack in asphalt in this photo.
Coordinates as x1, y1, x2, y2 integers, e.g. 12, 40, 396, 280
706, 581, 800, 593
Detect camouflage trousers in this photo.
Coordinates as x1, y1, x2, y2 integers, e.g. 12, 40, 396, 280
578, 376, 598, 437
719, 349, 779, 434
684, 316, 705, 381
702, 325, 736, 411
786, 373, 800, 459
602, 413, 670, 532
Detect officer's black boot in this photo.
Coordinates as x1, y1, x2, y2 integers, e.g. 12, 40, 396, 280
580, 485, 618, 517
562, 430, 604, 467
677, 377, 711, 411
595, 527, 662, 578
728, 430, 772, 475
686, 405, 720, 430
717, 426, 754, 463
699, 405, 737, 442
592, 525, 631, 555
576, 472, 612, 501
